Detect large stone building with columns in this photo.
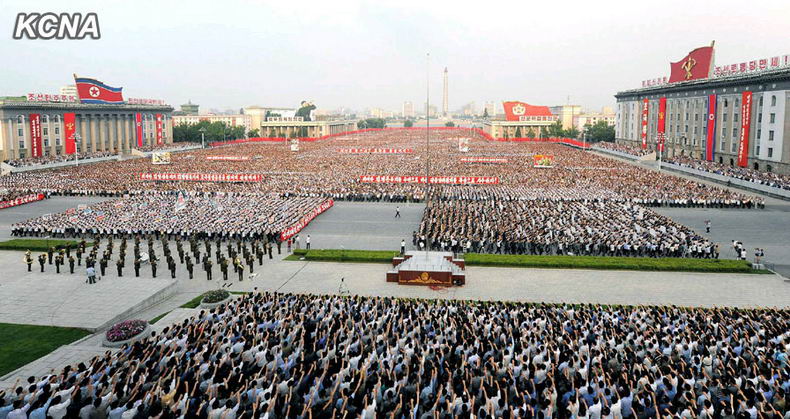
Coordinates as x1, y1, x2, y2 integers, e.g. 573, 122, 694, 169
0, 99, 173, 160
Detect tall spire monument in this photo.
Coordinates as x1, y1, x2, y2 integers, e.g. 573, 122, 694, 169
442, 67, 449, 118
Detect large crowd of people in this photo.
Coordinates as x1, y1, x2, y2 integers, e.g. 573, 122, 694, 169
0, 129, 765, 257
3, 151, 118, 168
1, 291, 787, 419
593, 142, 654, 157
419, 197, 717, 257
666, 155, 790, 191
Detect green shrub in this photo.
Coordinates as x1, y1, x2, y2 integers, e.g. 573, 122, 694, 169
202, 289, 230, 304
0, 239, 91, 252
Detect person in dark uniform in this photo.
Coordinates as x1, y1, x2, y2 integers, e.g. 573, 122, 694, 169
47, 246, 55, 264
25, 251, 33, 272
151, 259, 157, 278
221, 258, 229, 281
277, 241, 282, 255
116, 259, 123, 277
68, 255, 75, 274
237, 263, 244, 281
247, 255, 254, 273
134, 258, 141, 277
99, 258, 108, 277
55, 254, 63, 273
186, 258, 194, 280
76, 247, 83, 266
205, 259, 213, 281
267, 243, 273, 259
256, 247, 263, 265
38, 253, 46, 272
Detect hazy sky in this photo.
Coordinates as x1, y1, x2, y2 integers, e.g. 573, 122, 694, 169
2, 0, 789, 113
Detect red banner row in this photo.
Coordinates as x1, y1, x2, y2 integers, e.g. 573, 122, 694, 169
358, 175, 499, 185
460, 157, 508, 163
280, 199, 334, 241
337, 148, 414, 154
138, 173, 263, 182
0, 193, 45, 210
206, 156, 251, 161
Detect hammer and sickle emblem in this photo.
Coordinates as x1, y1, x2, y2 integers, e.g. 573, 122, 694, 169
681, 58, 696, 79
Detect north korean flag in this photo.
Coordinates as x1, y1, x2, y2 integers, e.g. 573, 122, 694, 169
74, 75, 124, 104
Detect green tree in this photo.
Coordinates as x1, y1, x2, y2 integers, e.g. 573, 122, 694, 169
546, 121, 564, 138
563, 127, 580, 139
404, 119, 414, 128
445, 121, 455, 127
585, 121, 615, 143
515, 127, 522, 138
248, 128, 260, 138
525, 128, 536, 138
482, 108, 489, 119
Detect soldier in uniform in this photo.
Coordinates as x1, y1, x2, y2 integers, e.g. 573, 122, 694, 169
99, 258, 108, 277
68, 255, 75, 274
237, 262, 244, 282
151, 259, 157, 278
169, 258, 176, 279
24, 250, 33, 272
116, 259, 123, 277
205, 259, 213, 281
186, 256, 194, 279
38, 253, 46, 272
76, 246, 83, 266
134, 258, 141, 277
220, 258, 229, 281
47, 246, 55, 264
55, 253, 63, 273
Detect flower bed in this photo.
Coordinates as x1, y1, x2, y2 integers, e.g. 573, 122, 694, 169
203, 289, 230, 304
105, 319, 148, 343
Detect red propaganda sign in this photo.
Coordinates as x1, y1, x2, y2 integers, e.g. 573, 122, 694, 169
737, 91, 753, 168
669, 45, 714, 83
640, 99, 649, 149
460, 157, 508, 164
155, 114, 163, 145
135, 113, 143, 147
533, 155, 554, 168
280, 199, 334, 241
64, 113, 77, 155
29, 113, 43, 158
206, 156, 251, 161
0, 193, 45, 209
657, 97, 667, 153
705, 95, 717, 161
337, 148, 413, 154
358, 175, 499, 185
74, 76, 124, 104
138, 173, 263, 182
503, 101, 553, 122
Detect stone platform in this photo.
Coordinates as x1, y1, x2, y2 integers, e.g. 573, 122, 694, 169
387, 251, 465, 285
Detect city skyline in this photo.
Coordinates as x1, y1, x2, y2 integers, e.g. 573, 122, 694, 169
1, 0, 789, 113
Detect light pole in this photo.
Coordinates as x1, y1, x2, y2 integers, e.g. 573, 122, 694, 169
73, 133, 81, 166
198, 127, 206, 149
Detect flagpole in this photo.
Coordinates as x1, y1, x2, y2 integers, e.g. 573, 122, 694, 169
425, 52, 430, 257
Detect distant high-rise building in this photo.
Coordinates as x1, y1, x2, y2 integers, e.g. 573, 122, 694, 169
484, 101, 495, 118
402, 101, 415, 118
180, 100, 199, 115
442, 67, 449, 117
549, 105, 582, 130
425, 103, 437, 118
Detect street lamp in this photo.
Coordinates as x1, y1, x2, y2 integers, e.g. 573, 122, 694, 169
73, 133, 81, 166
198, 127, 206, 149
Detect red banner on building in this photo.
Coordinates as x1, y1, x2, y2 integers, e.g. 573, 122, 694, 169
135, 113, 143, 148
138, 173, 263, 182
280, 199, 334, 241
705, 95, 717, 161
0, 193, 45, 210
63, 113, 77, 155
359, 175, 499, 185
657, 97, 667, 153
206, 156, 251, 161
502, 101, 553, 122
155, 114, 163, 145
640, 99, 649, 149
29, 113, 43, 158
737, 91, 753, 167
460, 157, 508, 163
337, 148, 413, 154
669, 45, 714, 83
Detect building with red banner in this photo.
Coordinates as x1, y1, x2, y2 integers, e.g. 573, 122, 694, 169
615, 45, 790, 173
482, 101, 559, 138
0, 82, 173, 161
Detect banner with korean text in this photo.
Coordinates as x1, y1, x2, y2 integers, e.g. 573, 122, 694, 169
135, 113, 143, 148
280, 199, 334, 241
359, 175, 499, 185
206, 156, 251, 161
29, 113, 43, 158
138, 173, 263, 182
705, 95, 717, 161
63, 113, 77, 155
640, 99, 649, 149
736, 91, 753, 167
0, 193, 45, 210
337, 148, 413, 154
657, 97, 667, 153
460, 157, 508, 163
155, 114, 163, 145
533, 155, 555, 168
